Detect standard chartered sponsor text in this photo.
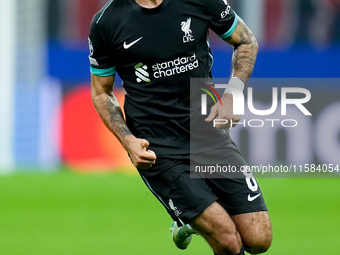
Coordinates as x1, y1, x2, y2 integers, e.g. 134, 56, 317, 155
152, 53, 199, 78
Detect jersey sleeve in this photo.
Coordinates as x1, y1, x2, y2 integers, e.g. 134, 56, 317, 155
88, 19, 116, 77
204, 0, 238, 40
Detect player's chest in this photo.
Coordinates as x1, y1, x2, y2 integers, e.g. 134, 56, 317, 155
112, 14, 208, 61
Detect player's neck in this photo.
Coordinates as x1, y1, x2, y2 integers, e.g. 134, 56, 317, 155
135, 0, 163, 8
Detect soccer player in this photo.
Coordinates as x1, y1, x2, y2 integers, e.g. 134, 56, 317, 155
89, 0, 272, 254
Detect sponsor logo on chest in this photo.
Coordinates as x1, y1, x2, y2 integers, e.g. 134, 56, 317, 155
134, 53, 199, 83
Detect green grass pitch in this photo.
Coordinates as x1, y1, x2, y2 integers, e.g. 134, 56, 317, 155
0, 170, 339, 255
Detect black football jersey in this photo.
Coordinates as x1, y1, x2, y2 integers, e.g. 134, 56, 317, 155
89, 0, 238, 155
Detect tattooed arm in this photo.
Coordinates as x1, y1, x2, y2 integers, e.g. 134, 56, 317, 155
205, 17, 258, 127
225, 16, 258, 84
91, 74, 156, 169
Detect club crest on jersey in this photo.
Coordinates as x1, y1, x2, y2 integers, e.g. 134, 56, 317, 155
181, 18, 195, 43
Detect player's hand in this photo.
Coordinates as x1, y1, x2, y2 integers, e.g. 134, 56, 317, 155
124, 136, 157, 170
205, 93, 240, 128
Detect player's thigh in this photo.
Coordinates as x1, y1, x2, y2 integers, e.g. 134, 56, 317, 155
232, 211, 272, 254
138, 158, 218, 224
205, 169, 272, 253
190, 202, 243, 255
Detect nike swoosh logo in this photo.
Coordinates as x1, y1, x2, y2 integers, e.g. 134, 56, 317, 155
123, 37, 143, 49
248, 193, 261, 202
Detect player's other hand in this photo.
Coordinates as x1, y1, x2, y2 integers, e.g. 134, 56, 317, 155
124, 136, 157, 170
205, 93, 240, 128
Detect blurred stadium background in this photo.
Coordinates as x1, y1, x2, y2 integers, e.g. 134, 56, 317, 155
0, 0, 339, 254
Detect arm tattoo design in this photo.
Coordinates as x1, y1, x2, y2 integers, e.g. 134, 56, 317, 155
231, 21, 258, 84
106, 94, 133, 137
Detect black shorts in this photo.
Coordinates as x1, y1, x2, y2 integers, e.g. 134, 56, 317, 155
138, 155, 268, 224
